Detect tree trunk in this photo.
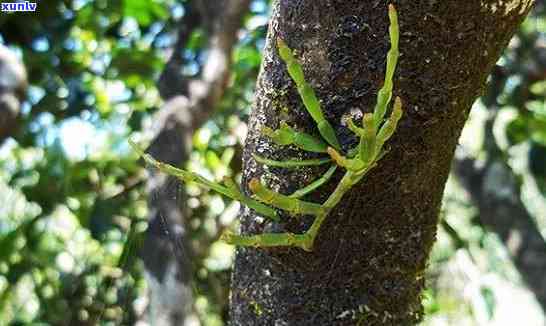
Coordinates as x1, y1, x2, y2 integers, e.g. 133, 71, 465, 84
455, 154, 546, 313
140, 1, 249, 325
230, 1, 534, 324
454, 64, 546, 312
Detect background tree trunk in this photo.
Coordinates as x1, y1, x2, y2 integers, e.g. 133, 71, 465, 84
454, 64, 546, 312
140, 1, 249, 325
230, 0, 534, 324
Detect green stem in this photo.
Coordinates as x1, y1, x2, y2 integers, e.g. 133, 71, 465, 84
347, 118, 365, 136
360, 114, 377, 164
372, 3, 399, 128
262, 123, 328, 153
289, 165, 337, 198
277, 38, 341, 150
375, 96, 403, 154
327, 147, 366, 171
253, 153, 331, 168
305, 170, 360, 245
249, 178, 323, 216
221, 231, 308, 249
224, 169, 366, 251
130, 140, 279, 221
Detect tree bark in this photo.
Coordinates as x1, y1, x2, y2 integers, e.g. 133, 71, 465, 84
230, 1, 534, 325
140, 1, 249, 325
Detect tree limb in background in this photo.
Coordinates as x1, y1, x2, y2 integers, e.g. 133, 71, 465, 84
453, 25, 546, 309
139, 1, 250, 325
454, 112, 546, 313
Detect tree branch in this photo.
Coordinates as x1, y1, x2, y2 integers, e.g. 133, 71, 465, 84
157, 1, 201, 100
140, 1, 250, 325
453, 131, 546, 313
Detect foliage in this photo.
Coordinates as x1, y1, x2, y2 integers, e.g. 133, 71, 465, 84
0, 0, 268, 323
0, 0, 544, 325
0, 0, 167, 322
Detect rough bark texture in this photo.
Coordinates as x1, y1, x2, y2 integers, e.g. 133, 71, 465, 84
140, 1, 249, 325
230, 1, 534, 325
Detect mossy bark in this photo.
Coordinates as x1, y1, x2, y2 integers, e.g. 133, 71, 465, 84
230, 0, 534, 325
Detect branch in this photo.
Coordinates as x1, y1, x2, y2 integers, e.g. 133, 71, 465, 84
148, 0, 251, 164
454, 152, 546, 313
187, 0, 251, 129
157, 2, 201, 100
139, 2, 251, 325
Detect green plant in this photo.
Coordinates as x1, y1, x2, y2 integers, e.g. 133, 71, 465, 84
132, 4, 402, 252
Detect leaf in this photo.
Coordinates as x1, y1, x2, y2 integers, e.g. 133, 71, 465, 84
122, 0, 167, 26
505, 116, 529, 145
480, 286, 496, 320
530, 80, 546, 96
205, 151, 222, 170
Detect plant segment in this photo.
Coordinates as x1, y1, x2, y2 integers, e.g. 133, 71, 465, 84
132, 5, 402, 252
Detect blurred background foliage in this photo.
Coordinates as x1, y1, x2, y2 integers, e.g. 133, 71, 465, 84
0, 0, 544, 325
